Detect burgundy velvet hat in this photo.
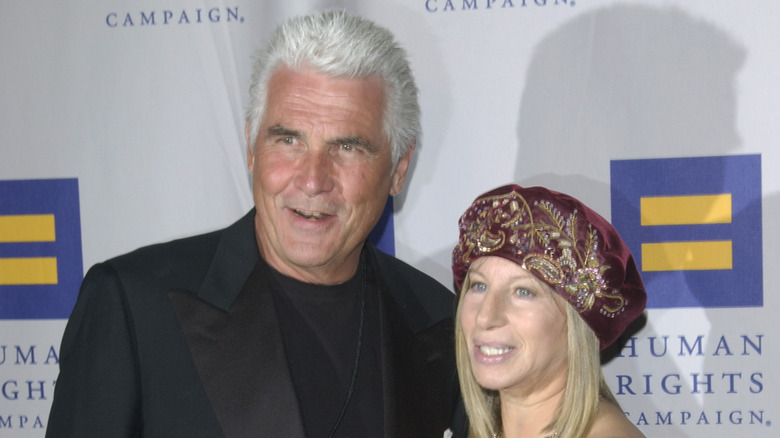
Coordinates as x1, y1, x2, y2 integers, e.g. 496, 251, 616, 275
452, 184, 646, 350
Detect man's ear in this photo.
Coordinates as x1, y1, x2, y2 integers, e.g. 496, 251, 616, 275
389, 144, 415, 196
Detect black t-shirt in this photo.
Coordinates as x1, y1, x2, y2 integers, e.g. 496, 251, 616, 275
270, 260, 383, 437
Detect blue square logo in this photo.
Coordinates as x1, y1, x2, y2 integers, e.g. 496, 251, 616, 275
0, 179, 83, 318
368, 196, 395, 256
611, 155, 762, 308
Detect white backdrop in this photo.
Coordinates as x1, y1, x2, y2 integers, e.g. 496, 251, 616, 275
1, 1, 778, 436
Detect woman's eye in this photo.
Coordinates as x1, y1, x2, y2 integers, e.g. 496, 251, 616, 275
515, 288, 533, 298
469, 282, 487, 293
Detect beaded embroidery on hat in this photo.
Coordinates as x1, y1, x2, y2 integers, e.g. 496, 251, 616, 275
454, 189, 626, 318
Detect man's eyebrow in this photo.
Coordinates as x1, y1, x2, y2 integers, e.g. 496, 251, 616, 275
267, 124, 302, 138
330, 135, 375, 152
265, 126, 377, 152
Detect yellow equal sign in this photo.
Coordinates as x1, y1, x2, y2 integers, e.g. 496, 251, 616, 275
0, 214, 58, 285
642, 241, 732, 271
640, 194, 732, 272
641, 194, 732, 225
0, 257, 59, 285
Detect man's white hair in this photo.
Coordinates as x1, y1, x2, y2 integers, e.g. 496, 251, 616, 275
245, 10, 420, 167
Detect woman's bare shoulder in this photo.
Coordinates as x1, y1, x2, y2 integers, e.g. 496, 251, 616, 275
586, 400, 645, 438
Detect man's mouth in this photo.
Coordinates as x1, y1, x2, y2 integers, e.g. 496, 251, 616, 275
294, 209, 327, 220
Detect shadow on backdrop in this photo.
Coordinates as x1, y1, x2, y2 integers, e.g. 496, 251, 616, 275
514, 4, 749, 435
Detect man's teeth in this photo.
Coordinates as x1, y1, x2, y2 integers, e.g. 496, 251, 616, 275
479, 345, 512, 356
295, 210, 323, 219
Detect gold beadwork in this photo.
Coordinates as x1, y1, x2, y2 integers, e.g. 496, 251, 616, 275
456, 189, 626, 318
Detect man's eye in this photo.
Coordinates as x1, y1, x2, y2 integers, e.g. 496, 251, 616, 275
281, 137, 297, 145
339, 143, 355, 152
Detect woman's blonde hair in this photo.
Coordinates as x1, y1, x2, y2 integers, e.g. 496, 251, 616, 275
455, 271, 621, 438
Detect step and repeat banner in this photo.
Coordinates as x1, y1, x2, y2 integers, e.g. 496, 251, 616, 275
1, 1, 777, 436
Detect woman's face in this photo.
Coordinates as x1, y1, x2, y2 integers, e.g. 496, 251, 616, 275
460, 256, 568, 398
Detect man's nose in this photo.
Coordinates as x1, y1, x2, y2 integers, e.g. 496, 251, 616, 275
294, 148, 335, 196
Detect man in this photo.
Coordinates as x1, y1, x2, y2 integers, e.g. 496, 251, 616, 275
46, 10, 457, 438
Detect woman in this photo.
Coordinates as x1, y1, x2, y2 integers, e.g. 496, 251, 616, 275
452, 184, 646, 438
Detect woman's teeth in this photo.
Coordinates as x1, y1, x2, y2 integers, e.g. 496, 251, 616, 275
479, 345, 512, 356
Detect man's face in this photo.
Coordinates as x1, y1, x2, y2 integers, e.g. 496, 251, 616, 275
246, 67, 412, 285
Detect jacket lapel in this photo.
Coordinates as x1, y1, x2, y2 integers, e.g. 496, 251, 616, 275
168, 211, 306, 438
379, 302, 455, 437
370, 245, 457, 438
168, 224, 455, 438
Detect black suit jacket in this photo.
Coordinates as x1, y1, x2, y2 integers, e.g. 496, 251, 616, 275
46, 210, 457, 437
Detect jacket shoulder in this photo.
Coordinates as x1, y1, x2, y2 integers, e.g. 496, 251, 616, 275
108, 229, 222, 281
367, 244, 455, 324
99, 210, 257, 292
